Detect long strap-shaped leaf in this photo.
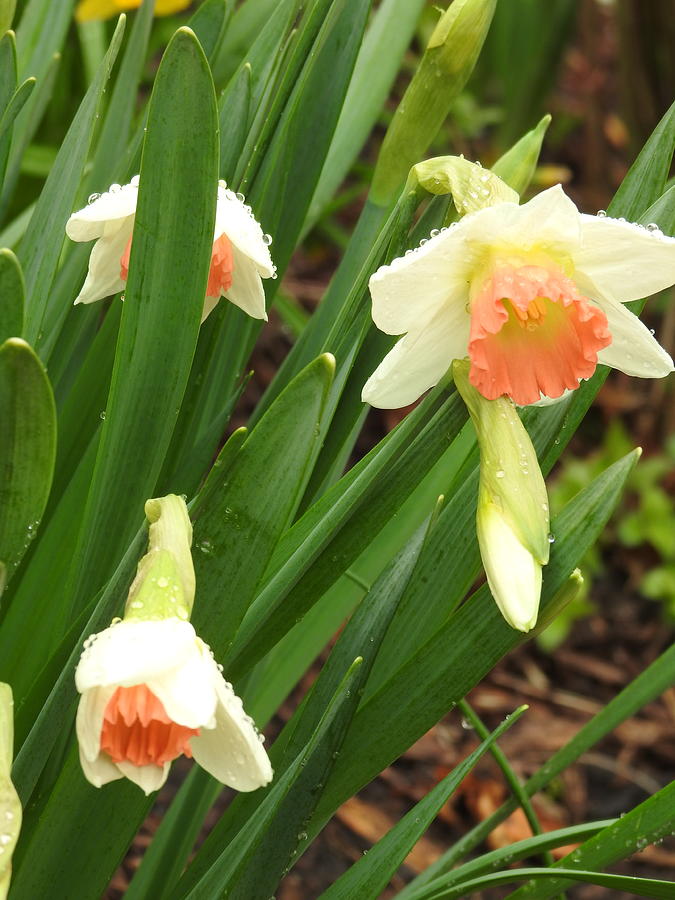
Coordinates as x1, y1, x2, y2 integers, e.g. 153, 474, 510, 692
318, 707, 526, 900
308, 451, 639, 833
401, 641, 675, 896
426, 868, 675, 900
0, 338, 55, 584
182, 659, 366, 900
503, 780, 675, 900
403, 821, 616, 899
190, 353, 335, 654
0, 249, 23, 342
64, 27, 219, 621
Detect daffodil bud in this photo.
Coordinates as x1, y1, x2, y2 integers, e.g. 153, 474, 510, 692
0, 683, 21, 900
370, 0, 497, 207
124, 495, 196, 622
453, 360, 550, 632
413, 155, 518, 216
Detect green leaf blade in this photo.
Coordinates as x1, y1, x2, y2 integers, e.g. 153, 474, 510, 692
0, 337, 55, 581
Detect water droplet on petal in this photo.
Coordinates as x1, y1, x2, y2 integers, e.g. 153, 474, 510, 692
87, 193, 100, 204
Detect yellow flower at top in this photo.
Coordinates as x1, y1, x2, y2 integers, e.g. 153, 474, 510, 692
76, 0, 192, 23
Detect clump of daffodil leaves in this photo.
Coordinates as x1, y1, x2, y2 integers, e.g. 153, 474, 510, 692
1, 1, 674, 898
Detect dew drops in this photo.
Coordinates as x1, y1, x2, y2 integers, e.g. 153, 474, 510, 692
460, 716, 474, 730
0, 834, 11, 846
262, 233, 273, 245
157, 576, 169, 588
235, 192, 245, 202
109, 183, 121, 193
130, 600, 143, 610
646, 222, 661, 233
596, 209, 606, 217
430, 228, 440, 237
99, 410, 106, 420
495, 469, 505, 479
547, 533, 556, 544
87, 193, 100, 204
198, 539, 213, 555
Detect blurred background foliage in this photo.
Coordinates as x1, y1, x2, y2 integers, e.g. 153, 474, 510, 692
4, 0, 673, 650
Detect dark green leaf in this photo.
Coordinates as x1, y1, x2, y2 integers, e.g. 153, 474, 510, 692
0, 337, 55, 581
65, 26, 219, 619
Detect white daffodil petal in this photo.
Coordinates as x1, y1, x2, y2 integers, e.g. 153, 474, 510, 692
224, 247, 268, 320
75, 619, 199, 692
478, 504, 541, 633
74, 221, 132, 304
574, 215, 675, 304
201, 294, 220, 323
215, 185, 275, 275
78, 748, 124, 789
148, 647, 218, 729
594, 294, 674, 378
66, 180, 139, 241
362, 308, 469, 409
116, 760, 171, 795
76, 686, 114, 762
460, 184, 581, 255
190, 678, 273, 792
368, 227, 468, 336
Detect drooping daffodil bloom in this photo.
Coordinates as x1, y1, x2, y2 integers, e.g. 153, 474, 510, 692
362, 174, 675, 409
454, 360, 550, 632
76, 0, 192, 23
74, 495, 273, 795
65, 177, 276, 323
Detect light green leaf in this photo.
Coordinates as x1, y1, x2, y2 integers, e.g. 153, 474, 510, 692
505, 780, 675, 899
306, 0, 427, 230
0, 248, 23, 341
429, 868, 675, 900
0, 0, 16, 33
403, 821, 615, 899
87, 0, 155, 191
0, 337, 55, 581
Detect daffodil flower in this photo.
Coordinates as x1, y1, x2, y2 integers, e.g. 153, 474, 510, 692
74, 495, 273, 795
76, 0, 192, 23
362, 185, 675, 408
75, 618, 273, 795
65, 177, 276, 322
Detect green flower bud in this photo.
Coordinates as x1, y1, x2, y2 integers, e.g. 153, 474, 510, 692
454, 360, 550, 632
124, 494, 195, 623
370, 0, 497, 207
